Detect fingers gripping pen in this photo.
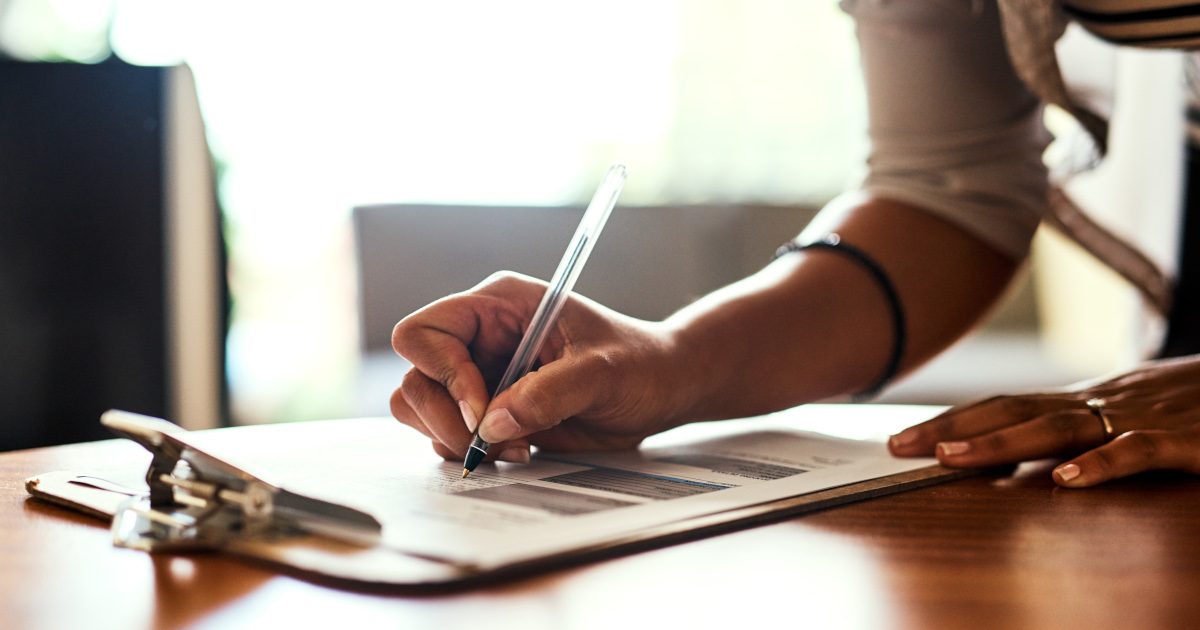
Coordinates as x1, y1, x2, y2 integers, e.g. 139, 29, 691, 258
462, 164, 627, 478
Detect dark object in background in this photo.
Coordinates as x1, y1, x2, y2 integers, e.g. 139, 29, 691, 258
0, 59, 228, 450
1161, 141, 1200, 358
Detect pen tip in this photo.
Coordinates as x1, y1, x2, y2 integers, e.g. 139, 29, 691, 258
461, 469, 470, 479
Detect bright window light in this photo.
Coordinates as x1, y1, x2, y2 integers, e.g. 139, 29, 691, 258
6, 0, 865, 423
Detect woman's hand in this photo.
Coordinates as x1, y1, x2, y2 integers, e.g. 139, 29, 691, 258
888, 355, 1200, 487
390, 272, 684, 463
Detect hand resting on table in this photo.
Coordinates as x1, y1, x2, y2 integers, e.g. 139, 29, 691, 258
888, 355, 1200, 487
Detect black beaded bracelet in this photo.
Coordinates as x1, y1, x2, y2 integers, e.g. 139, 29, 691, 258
773, 233, 906, 401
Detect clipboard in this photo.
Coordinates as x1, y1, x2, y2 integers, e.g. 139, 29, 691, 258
26, 408, 979, 588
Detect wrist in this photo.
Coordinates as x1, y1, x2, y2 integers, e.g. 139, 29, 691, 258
653, 317, 738, 425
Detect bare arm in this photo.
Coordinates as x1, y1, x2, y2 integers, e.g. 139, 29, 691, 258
662, 195, 1018, 422
390, 194, 1018, 460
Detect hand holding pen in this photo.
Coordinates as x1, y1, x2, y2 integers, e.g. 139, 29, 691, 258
391, 165, 696, 473
459, 164, 626, 476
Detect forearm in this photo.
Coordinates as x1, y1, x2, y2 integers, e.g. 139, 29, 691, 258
660, 195, 1021, 422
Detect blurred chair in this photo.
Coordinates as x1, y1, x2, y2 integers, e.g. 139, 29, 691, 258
353, 203, 818, 354
350, 203, 815, 414
0, 59, 227, 449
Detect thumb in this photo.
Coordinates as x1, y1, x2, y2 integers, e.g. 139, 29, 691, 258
476, 353, 613, 443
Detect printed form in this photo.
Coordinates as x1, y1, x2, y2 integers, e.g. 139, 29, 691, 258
227, 406, 939, 569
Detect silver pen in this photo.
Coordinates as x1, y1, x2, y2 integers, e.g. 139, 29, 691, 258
462, 164, 627, 477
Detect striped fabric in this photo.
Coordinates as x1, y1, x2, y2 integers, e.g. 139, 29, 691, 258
1063, 0, 1200, 47
1000, 0, 1200, 322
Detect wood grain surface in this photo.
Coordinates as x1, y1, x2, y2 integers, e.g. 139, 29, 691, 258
4, 423, 1200, 630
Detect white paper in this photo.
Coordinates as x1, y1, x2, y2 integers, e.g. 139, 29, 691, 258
230, 405, 941, 569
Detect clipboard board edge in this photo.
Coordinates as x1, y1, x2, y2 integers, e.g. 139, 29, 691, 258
415, 464, 994, 591
218, 464, 1000, 593
24, 463, 1008, 591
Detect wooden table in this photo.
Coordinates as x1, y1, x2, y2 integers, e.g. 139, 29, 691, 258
4, 420, 1200, 630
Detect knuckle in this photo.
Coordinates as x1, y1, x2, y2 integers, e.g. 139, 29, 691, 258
478, 271, 551, 303
391, 310, 434, 358
997, 395, 1031, 416
1023, 408, 1096, 448
390, 384, 433, 439
1113, 430, 1159, 462
1089, 447, 1119, 475
921, 413, 960, 441
480, 270, 523, 292
518, 379, 560, 431
389, 387, 412, 421
1151, 399, 1191, 416
391, 318, 412, 355
428, 360, 463, 396
980, 394, 1034, 420
1044, 412, 1089, 446
583, 349, 621, 385
400, 369, 436, 412
1044, 412, 1076, 434
414, 335, 470, 393
583, 350, 623, 409
980, 431, 1009, 453
953, 394, 1003, 414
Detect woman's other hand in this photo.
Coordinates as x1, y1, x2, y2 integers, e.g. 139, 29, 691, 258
390, 272, 683, 463
888, 355, 1200, 487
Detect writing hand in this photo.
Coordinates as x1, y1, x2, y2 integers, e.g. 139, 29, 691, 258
390, 272, 681, 463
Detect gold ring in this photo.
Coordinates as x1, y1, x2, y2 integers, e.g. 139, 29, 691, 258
1087, 398, 1115, 442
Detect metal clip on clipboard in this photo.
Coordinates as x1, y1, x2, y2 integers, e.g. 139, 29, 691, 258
100, 410, 382, 553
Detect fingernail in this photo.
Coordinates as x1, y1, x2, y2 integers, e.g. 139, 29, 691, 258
938, 441, 970, 457
458, 400, 479, 431
890, 428, 918, 449
1055, 463, 1081, 483
497, 447, 531, 464
479, 408, 520, 443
